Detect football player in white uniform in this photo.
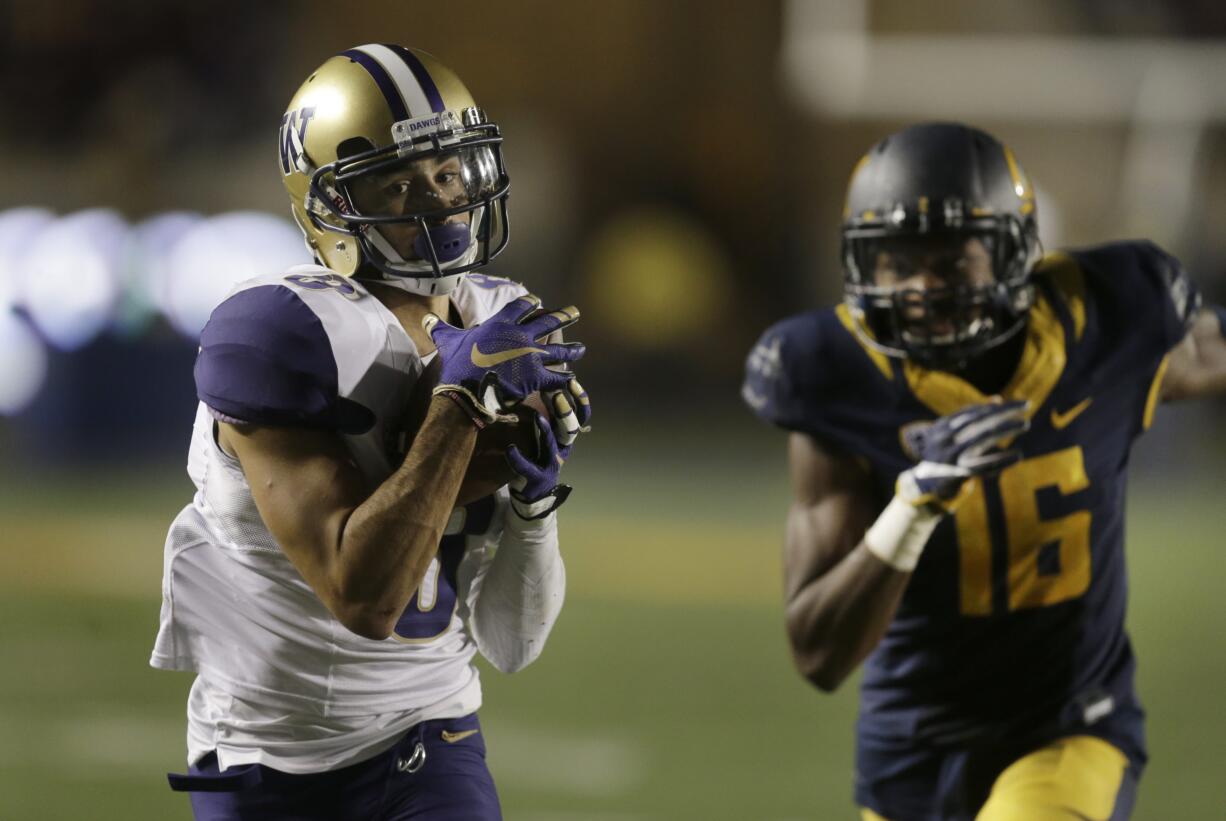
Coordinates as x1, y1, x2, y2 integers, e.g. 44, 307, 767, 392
151, 45, 590, 820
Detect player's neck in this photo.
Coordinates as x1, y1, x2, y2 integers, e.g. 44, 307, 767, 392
363, 280, 457, 354
950, 323, 1028, 396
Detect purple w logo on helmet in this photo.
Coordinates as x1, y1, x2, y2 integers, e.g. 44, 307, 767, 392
278, 106, 316, 175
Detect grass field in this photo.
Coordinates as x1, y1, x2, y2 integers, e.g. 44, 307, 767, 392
1, 410, 1223, 819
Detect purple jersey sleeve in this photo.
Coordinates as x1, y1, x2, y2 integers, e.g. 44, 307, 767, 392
194, 284, 374, 434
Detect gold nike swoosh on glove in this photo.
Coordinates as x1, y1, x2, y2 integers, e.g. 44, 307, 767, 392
440, 729, 480, 743
470, 343, 547, 368
1050, 397, 1092, 430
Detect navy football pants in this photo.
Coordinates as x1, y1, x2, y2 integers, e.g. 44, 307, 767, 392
170, 714, 501, 821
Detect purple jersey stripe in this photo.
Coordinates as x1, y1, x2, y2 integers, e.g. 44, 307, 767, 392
341, 48, 409, 123
384, 44, 447, 113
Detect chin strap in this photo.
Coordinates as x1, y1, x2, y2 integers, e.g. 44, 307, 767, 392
365, 269, 465, 297
358, 203, 488, 296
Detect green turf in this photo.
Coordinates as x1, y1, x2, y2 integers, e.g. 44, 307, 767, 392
0, 414, 1222, 818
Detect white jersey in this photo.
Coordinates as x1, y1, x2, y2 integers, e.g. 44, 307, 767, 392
150, 265, 533, 773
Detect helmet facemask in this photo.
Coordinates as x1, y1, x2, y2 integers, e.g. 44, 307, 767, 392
838, 123, 1045, 369
303, 108, 509, 293
842, 206, 1038, 368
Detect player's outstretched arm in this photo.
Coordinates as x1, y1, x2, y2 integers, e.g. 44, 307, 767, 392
784, 401, 1028, 691
1160, 307, 1226, 401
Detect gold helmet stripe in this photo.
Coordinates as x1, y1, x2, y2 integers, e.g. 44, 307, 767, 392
353, 44, 440, 118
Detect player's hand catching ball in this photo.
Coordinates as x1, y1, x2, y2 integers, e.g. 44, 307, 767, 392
424, 296, 585, 423
504, 373, 590, 519
505, 411, 572, 519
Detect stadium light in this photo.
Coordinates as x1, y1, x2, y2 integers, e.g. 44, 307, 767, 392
0, 308, 49, 415
123, 211, 204, 333
0, 207, 55, 312
17, 208, 128, 351
161, 211, 310, 339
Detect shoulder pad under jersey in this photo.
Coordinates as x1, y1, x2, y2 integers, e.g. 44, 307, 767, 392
194, 272, 381, 433
451, 272, 529, 326
1067, 240, 1201, 353
742, 311, 831, 431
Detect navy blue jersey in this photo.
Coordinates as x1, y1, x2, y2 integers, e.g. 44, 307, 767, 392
743, 241, 1200, 767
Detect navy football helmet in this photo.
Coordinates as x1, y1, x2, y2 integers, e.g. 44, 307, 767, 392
840, 123, 1042, 366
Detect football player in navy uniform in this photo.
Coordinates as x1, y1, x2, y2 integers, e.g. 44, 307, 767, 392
743, 123, 1226, 820
151, 46, 590, 820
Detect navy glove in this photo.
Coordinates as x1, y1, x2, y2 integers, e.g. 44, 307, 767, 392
423, 297, 585, 423
899, 399, 1029, 512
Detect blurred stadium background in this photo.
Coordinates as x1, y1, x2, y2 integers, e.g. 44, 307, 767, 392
1, 1, 1224, 818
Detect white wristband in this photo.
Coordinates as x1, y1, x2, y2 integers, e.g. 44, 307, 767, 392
863, 495, 942, 572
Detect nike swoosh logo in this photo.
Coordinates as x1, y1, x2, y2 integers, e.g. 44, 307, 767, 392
1051, 397, 1092, 430
440, 729, 479, 744
470, 343, 546, 368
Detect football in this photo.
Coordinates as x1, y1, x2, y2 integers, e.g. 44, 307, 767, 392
459, 395, 546, 504
397, 357, 545, 505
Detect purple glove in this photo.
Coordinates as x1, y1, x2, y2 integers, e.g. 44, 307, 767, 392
899, 399, 1029, 511
423, 297, 585, 422
506, 412, 573, 519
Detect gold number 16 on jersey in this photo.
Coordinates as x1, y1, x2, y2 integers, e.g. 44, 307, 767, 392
955, 446, 1092, 616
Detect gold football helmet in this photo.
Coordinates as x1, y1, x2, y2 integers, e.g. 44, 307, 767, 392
278, 44, 509, 295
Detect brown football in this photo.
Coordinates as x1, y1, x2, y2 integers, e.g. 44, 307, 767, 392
459, 396, 546, 504
397, 357, 545, 505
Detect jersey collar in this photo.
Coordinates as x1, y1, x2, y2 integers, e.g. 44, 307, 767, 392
901, 292, 1066, 421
